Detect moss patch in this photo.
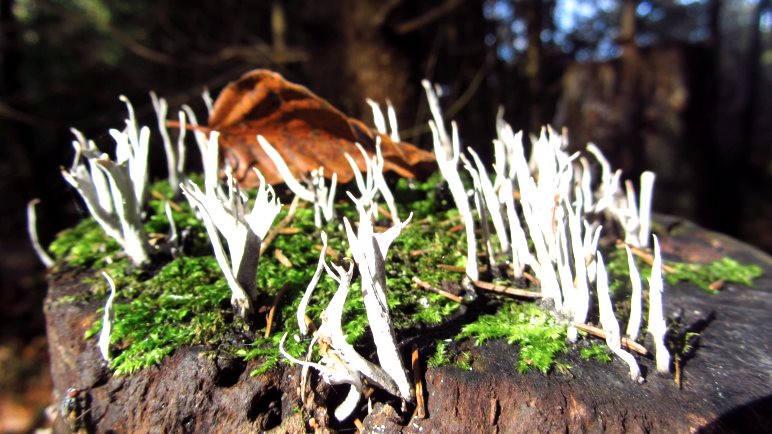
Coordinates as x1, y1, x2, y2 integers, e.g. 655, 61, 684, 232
51, 174, 764, 379
606, 248, 763, 296
457, 302, 567, 374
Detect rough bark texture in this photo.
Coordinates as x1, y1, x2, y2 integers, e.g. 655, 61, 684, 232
46, 217, 772, 433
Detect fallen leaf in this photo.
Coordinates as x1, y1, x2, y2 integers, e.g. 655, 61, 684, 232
208, 69, 435, 186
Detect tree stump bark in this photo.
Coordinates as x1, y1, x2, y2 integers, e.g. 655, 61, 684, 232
45, 217, 772, 433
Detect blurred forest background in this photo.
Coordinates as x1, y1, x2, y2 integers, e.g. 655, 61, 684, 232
1, 0, 770, 430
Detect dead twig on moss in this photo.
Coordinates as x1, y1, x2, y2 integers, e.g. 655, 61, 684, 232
412, 345, 426, 419
617, 240, 676, 274
265, 284, 289, 338
412, 277, 463, 303
472, 280, 542, 300
572, 322, 648, 356
261, 195, 301, 255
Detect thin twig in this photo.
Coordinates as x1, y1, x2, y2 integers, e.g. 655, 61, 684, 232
394, 0, 465, 34
261, 195, 301, 255
572, 322, 648, 356
617, 240, 676, 273
274, 249, 293, 267
265, 284, 290, 338
313, 244, 339, 260
437, 263, 488, 274
413, 277, 463, 303
522, 271, 540, 286
412, 345, 426, 419
473, 280, 542, 299
150, 190, 183, 212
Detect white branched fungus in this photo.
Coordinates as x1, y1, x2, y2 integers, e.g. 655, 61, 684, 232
648, 235, 671, 374
181, 132, 281, 319
26, 199, 54, 268
258, 135, 336, 227
62, 114, 153, 266
150, 92, 186, 192
343, 198, 414, 403
297, 232, 329, 336
281, 258, 402, 421
98, 272, 118, 363
625, 245, 643, 341
596, 252, 641, 381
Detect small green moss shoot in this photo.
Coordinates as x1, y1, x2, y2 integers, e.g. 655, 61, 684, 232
579, 344, 612, 363
455, 351, 472, 371
427, 341, 451, 368
457, 302, 567, 374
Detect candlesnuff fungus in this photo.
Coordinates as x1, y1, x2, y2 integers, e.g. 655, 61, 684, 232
596, 252, 642, 381
424, 81, 478, 283
26, 199, 54, 268
281, 259, 402, 421
99, 272, 118, 363
343, 198, 415, 403
61, 98, 153, 267
625, 245, 644, 341
150, 91, 187, 193
648, 235, 671, 374
181, 131, 281, 320
258, 135, 337, 227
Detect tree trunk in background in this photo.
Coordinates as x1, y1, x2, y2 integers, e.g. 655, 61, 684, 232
524, 0, 544, 133
299, 0, 412, 125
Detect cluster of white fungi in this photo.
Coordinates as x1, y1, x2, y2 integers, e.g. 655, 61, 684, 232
30, 80, 670, 421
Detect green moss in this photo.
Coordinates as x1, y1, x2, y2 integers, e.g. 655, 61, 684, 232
454, 351, 472, 371
456, 302, 567, 374
427, 341, 451, 368
98, 256, 231, 375
579, 344, 612, 363
666, 258, 763, 293
606, 248, 763, 295
58, 173, 762, 380
48, 218, 121, 267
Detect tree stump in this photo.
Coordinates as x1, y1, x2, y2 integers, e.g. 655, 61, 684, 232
45, 217, 772, 433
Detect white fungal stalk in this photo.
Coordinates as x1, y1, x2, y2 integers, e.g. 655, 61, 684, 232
297, 232, 329, 336
422, 81, 478, 282
625, 245, 643, 341
111, 95, 151, 210
258, 135, 336, 227
282, 254, 402, 421
648, 235, 670, 373
596, 252, 641, 381
427, 120, 478, 281
150, 92, 186, 192
26, 199, 54, 268
62, 122, 152, 266
638, 171, 656, 247
468, 148, 510, 258
181, 132, 281, 319
98, 272, 118, 363
343, 198, 415, 403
